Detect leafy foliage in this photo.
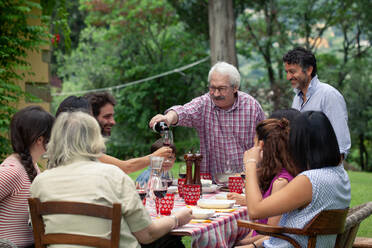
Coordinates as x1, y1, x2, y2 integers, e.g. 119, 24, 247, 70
54, 0, 209, 159
0, 0, 48, 159
0, 0, 70, 160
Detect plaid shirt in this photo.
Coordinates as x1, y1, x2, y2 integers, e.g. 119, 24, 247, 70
168, 91, 265, 178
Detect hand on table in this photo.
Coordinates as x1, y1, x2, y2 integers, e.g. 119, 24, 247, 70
227, 192, 246, 206
174, 208, 193, 227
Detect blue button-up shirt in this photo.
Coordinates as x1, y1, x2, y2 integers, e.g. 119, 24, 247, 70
292, 75, 351, 155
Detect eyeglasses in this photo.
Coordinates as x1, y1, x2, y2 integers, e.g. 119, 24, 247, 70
208, 85, 233, 94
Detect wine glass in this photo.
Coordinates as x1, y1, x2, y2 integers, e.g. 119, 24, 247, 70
162, 130, 173, 147
161, 169, 174, 187
135, 183, 147, 206
152, 176, 168, 216
178, 163, 187, 179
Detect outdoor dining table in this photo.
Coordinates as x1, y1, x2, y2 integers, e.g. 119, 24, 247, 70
145, 190, 251, 248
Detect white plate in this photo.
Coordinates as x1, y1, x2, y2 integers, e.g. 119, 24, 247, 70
202, 184, 218, 193
197, 199, 236, 209
214, 192, 228, 200
201, 179, 212, 187
192, 209, 215, 219
167, 186, 177, 194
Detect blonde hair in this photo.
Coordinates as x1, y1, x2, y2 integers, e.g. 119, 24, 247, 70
46, 111, 106, 168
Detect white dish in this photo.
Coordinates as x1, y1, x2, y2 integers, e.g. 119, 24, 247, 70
214, 192, 228, 200
192, 209, 215, 219
167, 186, 177, 194
201, 179, 212, 187
197, 199, 236, 209
202, 184, 218, 193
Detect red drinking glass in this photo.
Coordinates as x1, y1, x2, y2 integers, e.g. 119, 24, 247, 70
155, 193, 175, 216
228, 176, 244, 194
178, 178, 186, 198
183, 184, 201, 205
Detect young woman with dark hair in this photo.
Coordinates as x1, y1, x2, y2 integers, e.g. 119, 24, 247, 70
240, 111, 350, 248
229, 118, 299, 246
0, 106, 54, 247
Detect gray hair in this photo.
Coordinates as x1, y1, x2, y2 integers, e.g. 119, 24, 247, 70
208, 61, 241, 88
46, 111, 106, 168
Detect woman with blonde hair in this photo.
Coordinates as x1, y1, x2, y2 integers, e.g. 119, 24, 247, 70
31, 111, 192, 248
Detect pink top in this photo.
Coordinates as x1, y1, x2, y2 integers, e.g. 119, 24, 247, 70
252, 168, 294, 237
0, 154, 40, 247
168, 91, 264, 178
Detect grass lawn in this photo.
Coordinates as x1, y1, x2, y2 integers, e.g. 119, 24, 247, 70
347, 171, 372, 237
128, 164, 372, 247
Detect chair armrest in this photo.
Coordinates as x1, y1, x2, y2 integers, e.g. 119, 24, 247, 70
237, 220, 306, 235
237, 220, 303, 248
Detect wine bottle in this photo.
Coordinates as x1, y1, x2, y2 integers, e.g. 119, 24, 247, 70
152, 122, 169, 133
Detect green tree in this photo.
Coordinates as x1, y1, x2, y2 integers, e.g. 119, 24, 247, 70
1, 1, 51, 159
55, 0, 209, 158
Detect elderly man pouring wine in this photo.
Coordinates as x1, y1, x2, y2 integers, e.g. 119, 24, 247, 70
149, 61, 265, 180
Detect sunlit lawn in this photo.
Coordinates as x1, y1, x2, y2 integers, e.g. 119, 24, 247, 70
347, 171, 372, 237
128, 164, 372, 247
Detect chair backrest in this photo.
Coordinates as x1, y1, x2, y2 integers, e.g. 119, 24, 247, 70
0, 239, 17, 248
335, 202, 372, 248
301, 208, 348, 247
238, 208, 349, 248
28, 198, 122, 248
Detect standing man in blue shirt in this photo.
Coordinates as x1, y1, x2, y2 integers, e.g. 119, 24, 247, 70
283, 47, 351, 158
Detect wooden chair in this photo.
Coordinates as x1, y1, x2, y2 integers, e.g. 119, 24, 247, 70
336, 202, 372, 248
237, 208, 348, 248
28, 198, 122, 248
0, 239, 17, 248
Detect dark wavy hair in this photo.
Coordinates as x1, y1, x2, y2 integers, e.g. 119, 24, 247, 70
283, 47, 317, 77
150, 138, 176, 154
84, 92, 116, 118
10, 106, 55, 182
289, 111, 341, 172
256, 118, 299, 193
55, 96, 92, 117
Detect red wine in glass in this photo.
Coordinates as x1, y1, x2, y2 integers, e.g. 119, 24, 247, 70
137, 191, 147, 200
154, 189, 167, 199
166, 179, 173, 187
179, 173, 186, 179
241, 174, 246, 180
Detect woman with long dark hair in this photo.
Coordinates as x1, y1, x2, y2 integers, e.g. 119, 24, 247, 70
0, 106, 54, 247
241, 111, 350, 248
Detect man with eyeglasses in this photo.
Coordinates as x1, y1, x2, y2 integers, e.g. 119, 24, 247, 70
149, 61, 265, 180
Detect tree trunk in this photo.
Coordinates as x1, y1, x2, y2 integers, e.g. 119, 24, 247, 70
359, 134, 366, 171
208, 0, 238, 68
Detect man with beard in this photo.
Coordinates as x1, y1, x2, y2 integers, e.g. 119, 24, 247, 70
85, 92, 116, 137
283, 47, 351, 157
80, 92, 173, 173
149, 61, 265, 180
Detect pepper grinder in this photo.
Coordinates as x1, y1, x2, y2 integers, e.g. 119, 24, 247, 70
184, 152, 194, 185
193, 151, 202, 186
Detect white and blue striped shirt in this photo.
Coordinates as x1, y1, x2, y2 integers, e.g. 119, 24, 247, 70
263, 165, 351, 248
